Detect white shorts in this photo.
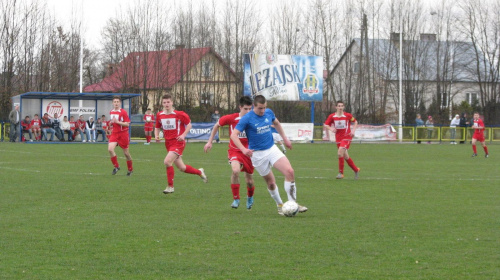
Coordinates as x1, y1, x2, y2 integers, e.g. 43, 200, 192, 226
251, 145, 285, 176
272, 133, 283, 142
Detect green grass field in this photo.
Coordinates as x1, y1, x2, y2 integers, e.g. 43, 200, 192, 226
1, 141, 499, 279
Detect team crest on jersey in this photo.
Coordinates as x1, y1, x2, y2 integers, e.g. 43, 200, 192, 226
302, 74, 319, 95
265, 118, 269, 123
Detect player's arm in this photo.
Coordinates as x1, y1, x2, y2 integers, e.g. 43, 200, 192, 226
204, 122, 221, 153
177, 122, 191, 141
350, 119, 358, 136
230, 128, 252, 157
272, 118, 292, 150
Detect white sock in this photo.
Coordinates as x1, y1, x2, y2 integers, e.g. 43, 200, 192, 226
280, 144, 286, 151
284, 181, 296, 201
268, 185, 283, 205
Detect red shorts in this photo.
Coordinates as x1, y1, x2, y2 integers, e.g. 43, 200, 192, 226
144, 126, 154, 132
109, 132, 130, 149
228, 150, 254, 174
336, 139, 351, 150
473, 134, 485, 142
165, 139, 186, 155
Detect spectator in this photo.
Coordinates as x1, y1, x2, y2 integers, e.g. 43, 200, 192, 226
30, 114, 42, 141
95, 117, 106, 142
211, 109, 221, 123
69, 116, 78, 141
8, 104, 20, 142
415, 113, 424, 144
449, 114, 460, 144
459, 113, 469, 144
52, 113, 65, 141
61, 116, 73, 141
76, 115, 88, 142
86, 117, 96, 142
41, 113, 55, 141
21, 116, 33, 142
425, 115, 434, 144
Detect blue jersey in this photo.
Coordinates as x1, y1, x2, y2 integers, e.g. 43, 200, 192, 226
270, 126, 278, 134
235, 108, 275, 151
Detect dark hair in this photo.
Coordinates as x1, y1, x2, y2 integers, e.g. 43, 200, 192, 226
34, 114, 38, 116
162, 94, 172, 101
25, 116, 30, 118
113, 95, 121, 101
253, 95, 266, 105
147, 108, 151, 111
102, 115, 106, 117
239, 96, 253, 106
336, 100, 344, 105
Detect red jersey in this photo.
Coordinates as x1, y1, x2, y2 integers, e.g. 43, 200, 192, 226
101, 119, 108, 129
77, 119, 86, 130
472, 118, 485, 137
30, 119, 41, 128
144, 114, 155, 128
324, 112, 356, 142
69, 121, 76, 130
155, 110, 190, 140
218, 113, 248, 151
109, 108, 130, 133
21, 120, 31, 130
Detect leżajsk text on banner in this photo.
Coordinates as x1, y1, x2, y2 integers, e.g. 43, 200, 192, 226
243, 54, 323, 101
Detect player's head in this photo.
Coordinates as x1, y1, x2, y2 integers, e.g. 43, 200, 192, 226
239, 96, 253, 115
25, 116, 30, 121
112, 96, 122, 109
162, 94, 173, 110
34, 114, 38, 118
54, 113, 58, 118
473, 112, 480, 120
79, 114, 84, 120
336, 100, 345, 112
253, 95, 267, 116
63, 116, 68, 121
70, 116, 74, 121
102, 115, 106, 119
146, 108, 151, 113
43, 113, 48, 118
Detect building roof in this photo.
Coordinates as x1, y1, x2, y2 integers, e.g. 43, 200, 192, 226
12, 92, 141, 100
84, 47, 238, 93
333, 38, 495, 82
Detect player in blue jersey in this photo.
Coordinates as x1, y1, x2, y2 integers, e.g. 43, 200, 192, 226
231, 95, 308, 216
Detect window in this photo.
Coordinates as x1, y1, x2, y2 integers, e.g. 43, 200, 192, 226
203, 61, 212, 77
201, 92, 213, 105
440, 92, 449, 108
465, 93, 478, 104
353, 62, 360, 73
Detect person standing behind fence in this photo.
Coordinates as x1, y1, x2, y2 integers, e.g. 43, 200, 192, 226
459, 113, 469, 144
425, 116, 434, 144
9, 104, 20, 142
471, 112, 489, 158
449, 114, 460, 144
415, 114, 424, 144
155, 94, 207, 194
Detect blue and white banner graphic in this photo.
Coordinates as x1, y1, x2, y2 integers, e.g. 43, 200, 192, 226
186, 123, 218, 140
243, 54, 323, 101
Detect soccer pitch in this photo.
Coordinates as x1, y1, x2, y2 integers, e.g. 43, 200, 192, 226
1, 142, 499, 279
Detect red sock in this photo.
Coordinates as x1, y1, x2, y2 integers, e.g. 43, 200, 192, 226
231, 184, 240, 199
338, 157, 344, 174
184, 165, 201, 175
126, 160, 133, 171
247, 185, 255, 197
472, 145, 477, 154
111, 156, 119, 168
167, 166, 174, 186
346, 158, 359, 172
484, 146, 488, 155
146, 136, 151, 143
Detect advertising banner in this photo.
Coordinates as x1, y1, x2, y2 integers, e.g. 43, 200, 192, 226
243, 54, 323, 101
186, 123, 218, 140
323, 124, 397, 142
281, 123, 314, 142
42, 100, 68, 118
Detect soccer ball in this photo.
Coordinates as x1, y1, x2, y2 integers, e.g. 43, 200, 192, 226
282, 200, 299, 217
